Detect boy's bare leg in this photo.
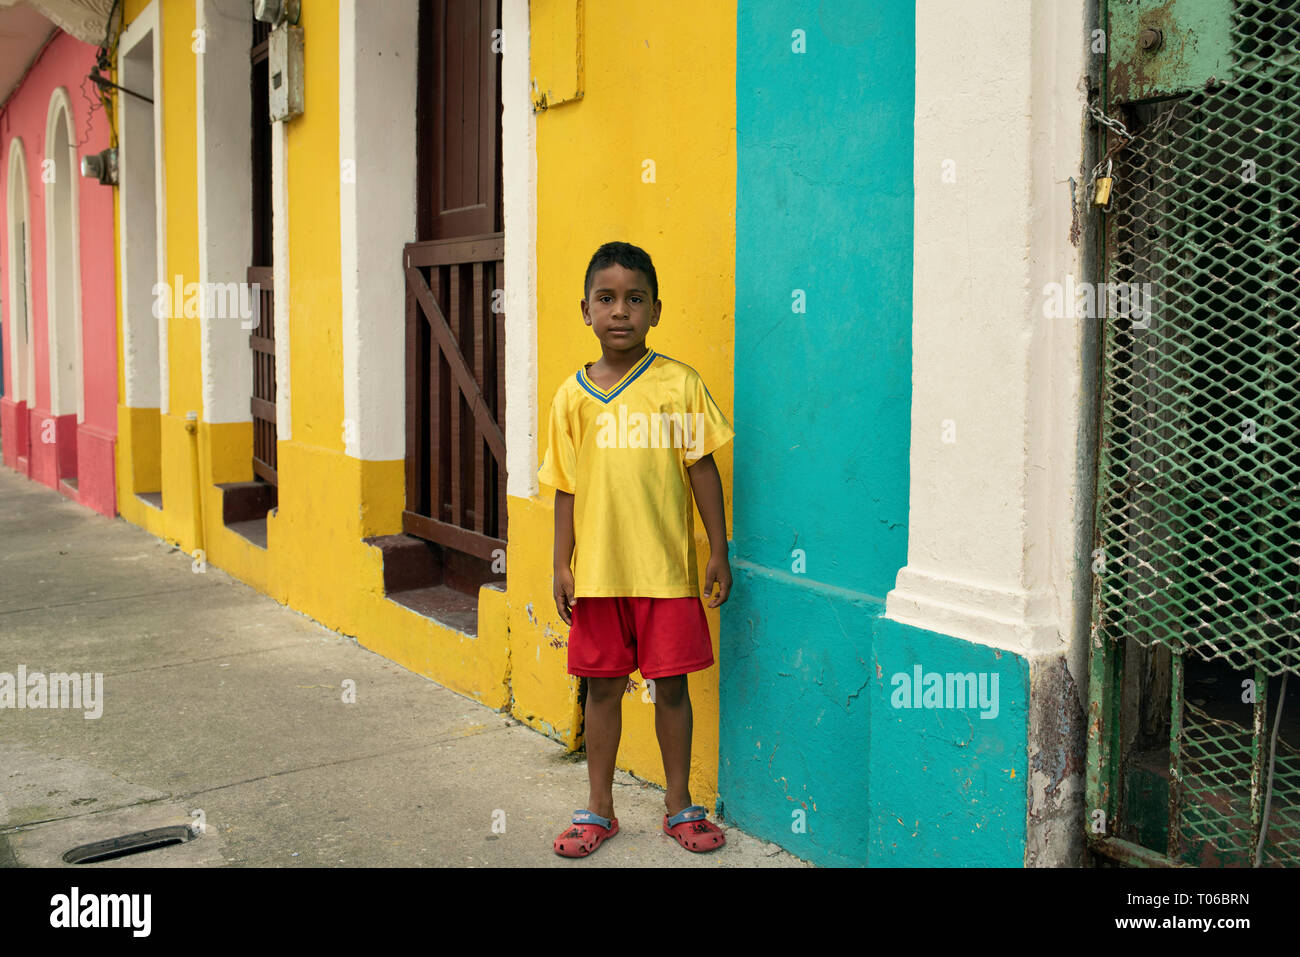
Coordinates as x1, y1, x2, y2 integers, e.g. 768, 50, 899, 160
652, 674, 694, 817
583, 676, 627, 820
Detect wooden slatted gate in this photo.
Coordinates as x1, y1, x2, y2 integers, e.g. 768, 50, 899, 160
248, 266, 277, 484
403, 236, 506, 558
249, 17, 276, 487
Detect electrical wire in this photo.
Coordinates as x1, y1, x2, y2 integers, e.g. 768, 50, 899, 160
81, 0, 123, 149
76, 71, 99, 147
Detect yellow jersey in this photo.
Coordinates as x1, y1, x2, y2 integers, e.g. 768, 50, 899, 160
538, 348, 735, 597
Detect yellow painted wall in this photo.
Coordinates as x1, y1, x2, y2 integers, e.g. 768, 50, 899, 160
110, 0, 734, 811
521, 0, 738, 807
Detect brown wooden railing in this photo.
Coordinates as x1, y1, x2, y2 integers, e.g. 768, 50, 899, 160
248, 266, 277, 486
403, 234, 506, 559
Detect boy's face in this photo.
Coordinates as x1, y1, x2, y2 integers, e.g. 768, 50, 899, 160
581, 264, 661, 355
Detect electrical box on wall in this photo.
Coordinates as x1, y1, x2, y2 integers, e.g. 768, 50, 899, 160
268, 25, 304, 122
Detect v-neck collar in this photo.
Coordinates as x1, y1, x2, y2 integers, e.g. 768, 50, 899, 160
576, 349, 656, 403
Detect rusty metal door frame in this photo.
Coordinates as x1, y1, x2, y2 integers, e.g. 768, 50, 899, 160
1085, 0, 1300, 867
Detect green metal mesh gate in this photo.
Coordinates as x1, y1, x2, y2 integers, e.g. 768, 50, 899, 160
1087, 0, 1300, 867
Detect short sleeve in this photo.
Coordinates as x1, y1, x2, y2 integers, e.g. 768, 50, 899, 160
538, 385, 578, 493
683, 369, 735, 465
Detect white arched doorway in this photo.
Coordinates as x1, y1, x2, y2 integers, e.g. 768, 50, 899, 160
6, 137, 35, 409
44, 87, 84, 424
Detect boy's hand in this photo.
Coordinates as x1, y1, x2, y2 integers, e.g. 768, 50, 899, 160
702, 554, 732, 608
554, 565, 577, 625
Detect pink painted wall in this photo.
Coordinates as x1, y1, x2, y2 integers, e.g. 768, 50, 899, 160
0, 29, 117, 515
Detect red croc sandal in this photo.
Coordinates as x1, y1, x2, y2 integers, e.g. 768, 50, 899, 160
553, 809, 619, 858
663, 805, 726, 852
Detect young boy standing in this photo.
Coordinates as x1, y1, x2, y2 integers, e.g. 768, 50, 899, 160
538, 241, 734, 858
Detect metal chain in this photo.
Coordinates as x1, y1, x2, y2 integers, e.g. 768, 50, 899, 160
1087, 104, 1134, 204
1089, 107, 1131, 178
1089, 104, 1132, 142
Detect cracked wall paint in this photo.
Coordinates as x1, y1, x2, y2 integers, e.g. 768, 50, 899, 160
1026, 653, 1085, 866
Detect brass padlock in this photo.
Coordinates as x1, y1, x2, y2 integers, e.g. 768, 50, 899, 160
1093, 158, 1114, 208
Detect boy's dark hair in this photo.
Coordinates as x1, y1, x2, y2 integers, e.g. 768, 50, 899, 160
583, 241, 659, 303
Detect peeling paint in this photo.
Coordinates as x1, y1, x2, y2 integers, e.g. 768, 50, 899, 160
542, 623, 566, 650
1026, 654, 1086, 866
1106, 0, 1234, 104
1029, 658, 1084, 804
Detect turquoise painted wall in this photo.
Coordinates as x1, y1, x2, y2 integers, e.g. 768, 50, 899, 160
722, 0, 1030, 867
729, 1, 913, 595
870, 619, 1028, 866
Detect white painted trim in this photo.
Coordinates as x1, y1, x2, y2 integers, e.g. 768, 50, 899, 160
338, 0, 417, 461
5, 136, 36, 408
116, 0, 164, 411
43, 86, 84, 421
887, 565, 1060, 654
884, 0, 1090, 659
153, 1, 168, 418
502, 0, 537, 499
195, 0, 253, 425
271, 117, 290, 440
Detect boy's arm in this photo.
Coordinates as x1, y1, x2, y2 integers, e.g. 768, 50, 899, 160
553, 490, 577, 624
688, 453, 732, 607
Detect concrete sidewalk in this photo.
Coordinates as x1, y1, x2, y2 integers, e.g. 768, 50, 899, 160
0, 467, 807, 868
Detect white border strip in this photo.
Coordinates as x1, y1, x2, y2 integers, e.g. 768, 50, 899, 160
502, 0, 537, 498
271, 115, 289, 439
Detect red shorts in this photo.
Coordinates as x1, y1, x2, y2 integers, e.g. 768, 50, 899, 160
567, 596, 715, 679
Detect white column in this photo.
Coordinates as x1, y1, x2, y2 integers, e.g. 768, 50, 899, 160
196, 0, 253, 424
116, 0, 163, 413
338, 0, 418, 461
885, 0, 1093, 659
502, 0, 538, 498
